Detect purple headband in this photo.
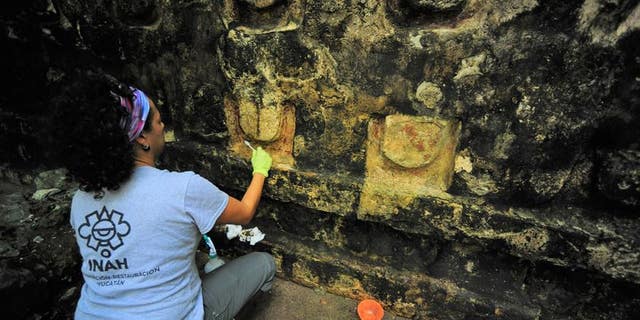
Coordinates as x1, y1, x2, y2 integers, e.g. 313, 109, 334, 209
113, 87, 151, 142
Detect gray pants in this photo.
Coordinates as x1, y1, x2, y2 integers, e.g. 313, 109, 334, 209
202, 252, 276, 320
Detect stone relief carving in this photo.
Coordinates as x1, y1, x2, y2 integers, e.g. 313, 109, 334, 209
216, 0, 472, 215
381, 115, 448, 169
360, 115, 460, 217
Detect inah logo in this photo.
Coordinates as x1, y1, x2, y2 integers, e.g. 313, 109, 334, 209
78, 206, 131, 258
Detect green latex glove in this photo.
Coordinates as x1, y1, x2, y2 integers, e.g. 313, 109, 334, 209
251, 147, 272, 177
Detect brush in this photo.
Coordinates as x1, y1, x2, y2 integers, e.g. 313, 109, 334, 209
244, 140, 256, 151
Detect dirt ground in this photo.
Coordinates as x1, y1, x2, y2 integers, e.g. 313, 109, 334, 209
237, 277, 410, 320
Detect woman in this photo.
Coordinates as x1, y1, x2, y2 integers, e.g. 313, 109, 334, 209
52, 72, 275, 320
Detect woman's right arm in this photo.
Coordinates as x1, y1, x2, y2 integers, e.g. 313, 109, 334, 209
216, 174, 265, 225
216, 147, 272, 225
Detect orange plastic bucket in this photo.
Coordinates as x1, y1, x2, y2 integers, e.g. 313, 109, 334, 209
357, 299, 384, 320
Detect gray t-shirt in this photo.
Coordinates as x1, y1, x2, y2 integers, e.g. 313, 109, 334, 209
70, 166, 228, 319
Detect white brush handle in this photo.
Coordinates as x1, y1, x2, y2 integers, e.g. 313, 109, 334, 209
243, 140, 256, 151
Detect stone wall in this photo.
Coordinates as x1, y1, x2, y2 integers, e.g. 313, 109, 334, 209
2, 0, 640, 318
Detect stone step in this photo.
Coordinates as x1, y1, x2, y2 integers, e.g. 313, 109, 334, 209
167, 143, 640, 284
210, 201, 640, 319
212, 217, 543, 319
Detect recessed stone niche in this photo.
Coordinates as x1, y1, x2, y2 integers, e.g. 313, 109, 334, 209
359, 114, 461, 217
224, 96, 295, 167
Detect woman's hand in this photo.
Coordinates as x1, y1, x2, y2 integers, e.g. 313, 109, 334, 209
251, 147, 272, 177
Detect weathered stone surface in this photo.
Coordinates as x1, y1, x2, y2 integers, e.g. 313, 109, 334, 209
221, 0, 305, 33
4, 0, 640, 318
381, 115, 450, 169
578, 0, 640, 46
359, 115, 460, 217
0, 168, 80, 319
212, 201, 640, 319
241, 0, 281, 10
225, 96, 297, 166
414, 81, 443, 109
405, 0, 467, 12
597, 149, 640, 207
165, 143, 640, 285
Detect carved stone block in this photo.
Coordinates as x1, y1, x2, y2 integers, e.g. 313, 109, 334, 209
224, 96, 295, 166
359, 115, 461, 217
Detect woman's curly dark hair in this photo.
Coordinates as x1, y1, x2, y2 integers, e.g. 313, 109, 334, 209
50, 71, 153, 196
